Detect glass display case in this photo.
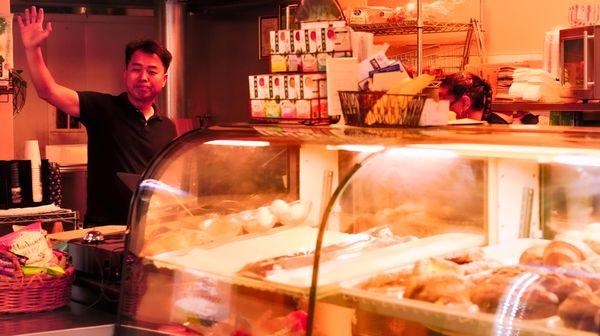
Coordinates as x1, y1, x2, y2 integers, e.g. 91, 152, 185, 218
116, 124, 600, 336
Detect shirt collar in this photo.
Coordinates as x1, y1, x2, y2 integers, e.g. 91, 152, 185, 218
119, 92, 163, 121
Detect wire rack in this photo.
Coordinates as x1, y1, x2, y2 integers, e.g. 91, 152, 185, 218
390, 43, 481, 78
350, 20, 472, 35
0, 208, 79, 228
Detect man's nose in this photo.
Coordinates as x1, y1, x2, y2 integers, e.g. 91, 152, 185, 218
139, 70, 149, 80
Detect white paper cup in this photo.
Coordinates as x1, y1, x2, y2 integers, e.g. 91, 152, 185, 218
24, 140, 42, 166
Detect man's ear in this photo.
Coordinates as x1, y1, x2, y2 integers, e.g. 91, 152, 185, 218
162, 74, 168, 88
460, 95, 472, 111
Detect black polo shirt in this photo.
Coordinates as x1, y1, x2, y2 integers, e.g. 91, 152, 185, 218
78, 91, 177, 227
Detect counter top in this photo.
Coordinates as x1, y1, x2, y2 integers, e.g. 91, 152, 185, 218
492, 101, 600, 112
0, 301, 115, 336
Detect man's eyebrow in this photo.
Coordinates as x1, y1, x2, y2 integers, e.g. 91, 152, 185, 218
130, 62, 160, 69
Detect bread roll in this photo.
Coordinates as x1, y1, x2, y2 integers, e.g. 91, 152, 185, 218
520, 286, 560, 319
558, 262, 600, 291
543, 240, 592, 267
558, 289, 600, 332
444, 248, 484, 265
404, 274, 471, 305
412, 258, 464, 277
519, 244, 545, 266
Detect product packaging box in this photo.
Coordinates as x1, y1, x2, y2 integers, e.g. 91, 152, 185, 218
270, 55, 287, 72
270, 30, 290, 54
265, 100, 281, 118
250, 100, 266, 118
280, 100, 297, 118
270, 75, 285, 99
249, 75, 270, 99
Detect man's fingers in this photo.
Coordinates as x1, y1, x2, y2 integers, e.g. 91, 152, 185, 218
46, 22, 53, 33
16, 15, 24, 29
30, 6, 37, 23
38, 8, 44, 24
24, 8, 30, 24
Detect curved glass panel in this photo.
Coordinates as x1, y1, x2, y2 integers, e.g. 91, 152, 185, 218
117, 125, 600, 336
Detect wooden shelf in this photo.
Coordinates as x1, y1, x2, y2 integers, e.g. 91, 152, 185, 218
492, 101, 600, 112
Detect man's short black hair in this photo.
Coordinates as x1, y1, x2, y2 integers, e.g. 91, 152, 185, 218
125, 39, 172, 72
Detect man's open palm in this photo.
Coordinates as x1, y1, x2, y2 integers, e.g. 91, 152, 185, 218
17, 6, 52, 50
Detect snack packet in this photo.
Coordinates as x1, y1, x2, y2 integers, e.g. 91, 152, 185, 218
0, 222, 56, 267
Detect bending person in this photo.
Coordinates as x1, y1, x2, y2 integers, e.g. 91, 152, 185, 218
439, 72, 493, 121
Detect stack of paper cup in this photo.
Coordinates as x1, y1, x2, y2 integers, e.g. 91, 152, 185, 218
24, 140, 43, 203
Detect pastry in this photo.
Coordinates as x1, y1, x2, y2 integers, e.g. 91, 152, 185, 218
519, 244, 545, 266
471, 280, 559, 319
517, 285, 559, 319
558, 288, 600, 332
359, 269, 413, 295
558, 262, 600, 291
542, 240, 592, 267
404, 274, 471, 305
470, 281, 507, 313
412, 257, 464, 277
460, 259, 502, 275
444, 248, 484, 265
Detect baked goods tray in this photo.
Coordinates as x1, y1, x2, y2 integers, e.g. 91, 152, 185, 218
148, 230, 485, 299
330, 238, 597, 336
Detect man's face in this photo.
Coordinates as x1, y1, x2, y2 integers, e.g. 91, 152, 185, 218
124, 50, 167, 102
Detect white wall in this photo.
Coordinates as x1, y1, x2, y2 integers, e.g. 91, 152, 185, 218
12, 13, 156, 159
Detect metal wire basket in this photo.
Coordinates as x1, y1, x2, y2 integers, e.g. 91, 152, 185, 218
338, 91, 427, 127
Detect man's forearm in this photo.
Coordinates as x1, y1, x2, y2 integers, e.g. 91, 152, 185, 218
24, 46, 57, 100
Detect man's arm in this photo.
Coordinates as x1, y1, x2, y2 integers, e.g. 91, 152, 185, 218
17, 6, 80, 118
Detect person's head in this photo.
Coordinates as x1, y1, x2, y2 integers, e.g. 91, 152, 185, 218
439, 72, 492, 120
123, 39, 172, 104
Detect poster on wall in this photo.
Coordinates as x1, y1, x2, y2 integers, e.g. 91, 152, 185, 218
0, 14, 13, 82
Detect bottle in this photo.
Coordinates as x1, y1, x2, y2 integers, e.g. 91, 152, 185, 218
10, 162, 22, 205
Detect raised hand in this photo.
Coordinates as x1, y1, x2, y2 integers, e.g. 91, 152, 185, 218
17, 6, 53, 50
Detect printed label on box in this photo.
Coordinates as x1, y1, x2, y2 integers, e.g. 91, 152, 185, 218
320, 99, 328, 118
317, 53, 330, 72
301, 54, 318, 72
332, 27, 351, 52
286, 75, 300, 99
280, 100, 296, 118
300, 74, 327, 99
287, 54, 300, 72
270, 55, 287, 72
291, 30, 305, 53
270, 30, 291, 54
248, 76, 258, 99
254, 75, 270, 99
250, 100, 266, 118
305, 28, 319, 53
265, 100, 281, 118
296, 100, 311, 119
311, 99, 321, 119
271, 75, 285, 99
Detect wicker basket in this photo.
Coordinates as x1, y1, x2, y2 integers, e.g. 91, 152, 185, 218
0, 265, 74, 313
338, 91, 427, 127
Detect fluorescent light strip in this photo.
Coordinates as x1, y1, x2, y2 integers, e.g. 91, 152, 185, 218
205, 140, 270, 147
387, 147, 458, 158
326, 145, 385, 153
553, 155, 600, 167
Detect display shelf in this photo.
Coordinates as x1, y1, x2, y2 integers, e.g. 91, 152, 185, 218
325, 292, 594, 336
492, 101, 600, 112
0, 208, 78, 226
350, 20, 473, 36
